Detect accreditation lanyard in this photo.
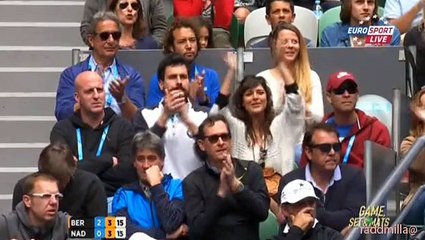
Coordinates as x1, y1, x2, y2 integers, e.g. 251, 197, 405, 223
76, 125, 110, 161
325, 118, 357, 164
88, 56, 120, 107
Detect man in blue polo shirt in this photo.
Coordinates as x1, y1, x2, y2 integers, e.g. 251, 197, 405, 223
146, 19, 220, 109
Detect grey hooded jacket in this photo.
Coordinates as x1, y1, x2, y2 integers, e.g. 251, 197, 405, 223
0, 202, 69, 240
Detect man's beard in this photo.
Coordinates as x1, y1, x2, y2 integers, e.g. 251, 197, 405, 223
172, 83, 189, 103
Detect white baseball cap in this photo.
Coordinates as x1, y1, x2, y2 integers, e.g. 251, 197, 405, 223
281, 179, 319, 204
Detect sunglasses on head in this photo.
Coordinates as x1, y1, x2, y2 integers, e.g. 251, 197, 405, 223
96, 31, 121, 41
310, 143, 342, 154
204, 133, 230, 144
119, 2, 140, 11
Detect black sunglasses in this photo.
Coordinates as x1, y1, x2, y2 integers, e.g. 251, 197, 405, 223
332, 87, 358, 95
96, 31, 122, 41
310, 143, 342, 154
204, 133, 230, 144
119, 2, 140, 11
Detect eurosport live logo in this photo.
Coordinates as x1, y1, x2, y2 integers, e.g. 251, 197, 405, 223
347, 26, 394, 46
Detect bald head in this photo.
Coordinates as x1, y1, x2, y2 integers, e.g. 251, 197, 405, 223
74, 71, 105, 115
75, 71, 103, 92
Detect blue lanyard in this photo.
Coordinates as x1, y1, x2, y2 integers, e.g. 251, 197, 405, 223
76, 125, 110, 161
88, 56, 120, 107
342, 135, 355, 164
325, 117, 356, 164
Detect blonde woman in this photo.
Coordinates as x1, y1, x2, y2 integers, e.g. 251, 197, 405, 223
257, 22, 323, 126
257, 22, 323, 165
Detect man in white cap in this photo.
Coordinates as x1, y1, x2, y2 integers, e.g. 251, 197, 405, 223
276, 179, 343, 239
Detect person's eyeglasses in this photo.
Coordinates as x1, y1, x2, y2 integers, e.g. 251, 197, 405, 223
118, 2, 140, 11
204, 133, 230, 143
96, 31, 122, 41
310, 143, 342, 154
29, 193, 63, 201
332, 87, 358, 95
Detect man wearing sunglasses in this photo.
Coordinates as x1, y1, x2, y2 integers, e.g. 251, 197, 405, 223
80, 0, 167, 46
279, 123, 366, 235
184, 114, 269, 240
146, 19, 221, 109
0, 173, 69, 239
56, 11, 145, 121
299, 71, 391, 169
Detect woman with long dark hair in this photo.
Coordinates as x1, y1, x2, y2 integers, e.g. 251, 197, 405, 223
109, 0, 159, 49
213, 64, 305, 218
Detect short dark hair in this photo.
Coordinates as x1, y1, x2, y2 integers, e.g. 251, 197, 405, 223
163, 18, 200, 54
266, 0, 294, 16
38, 143, 76, 181
194, 114, 232, 161
157, 53, 190, 82
23, 172, 58, 195
132, 131, 165, 161
302, 123, 340, 148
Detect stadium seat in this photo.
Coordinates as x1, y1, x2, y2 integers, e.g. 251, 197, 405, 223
356, 94, 392, 137
318, 6, 341, 43
244, 7, 270, 47
293, 6, 318, 47
230, 15, 244, 48
244, 6, 319, 47
167, 15, 174, 26
259, 211, 279, 240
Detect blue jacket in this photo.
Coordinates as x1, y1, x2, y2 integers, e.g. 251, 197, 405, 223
320, 20, 401, 47
146, 64, 220, 109
55, 56, 145, 120
112, 175, 185, 239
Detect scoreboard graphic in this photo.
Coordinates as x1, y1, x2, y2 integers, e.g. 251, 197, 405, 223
68, 216, 126, 239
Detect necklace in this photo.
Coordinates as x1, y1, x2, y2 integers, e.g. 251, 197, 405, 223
251, 136, 268, 167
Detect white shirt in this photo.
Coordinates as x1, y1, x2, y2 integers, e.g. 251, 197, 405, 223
305, 163, 342, 194
141, 102, 207, 179
257, 69, 324, 144
256, 69, 324, 124
384, 0, 423, 30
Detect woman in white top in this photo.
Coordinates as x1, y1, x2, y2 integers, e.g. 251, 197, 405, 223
212, 64, 305, 217
257, 22, 324, 125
